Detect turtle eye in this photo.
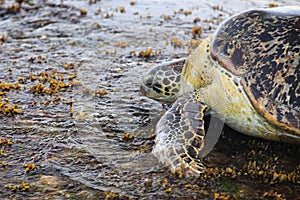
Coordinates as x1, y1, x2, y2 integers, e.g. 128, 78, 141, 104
153, 83, 163, 93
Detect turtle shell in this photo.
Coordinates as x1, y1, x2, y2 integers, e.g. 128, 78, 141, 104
211, 7, 300, 134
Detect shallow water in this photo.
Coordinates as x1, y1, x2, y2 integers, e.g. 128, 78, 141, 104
0, 0, 299, 199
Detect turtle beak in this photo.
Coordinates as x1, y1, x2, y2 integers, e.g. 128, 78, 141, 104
140, 75, 154, 95
140, 83, 149, 96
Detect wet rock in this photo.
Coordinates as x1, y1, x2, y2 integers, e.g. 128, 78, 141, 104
37, 175, 63, 188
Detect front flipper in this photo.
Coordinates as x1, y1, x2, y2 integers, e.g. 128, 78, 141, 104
153, 94, 208, 176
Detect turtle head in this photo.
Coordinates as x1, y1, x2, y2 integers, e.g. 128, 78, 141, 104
141, 58, 185, 103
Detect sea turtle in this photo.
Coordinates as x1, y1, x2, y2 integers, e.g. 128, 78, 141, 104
141, 6, 300, 175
